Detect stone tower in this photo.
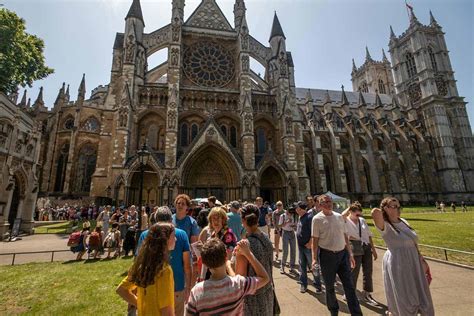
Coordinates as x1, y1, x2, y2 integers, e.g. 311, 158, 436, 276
388, 8, 474, 192
351, 47, 394, 95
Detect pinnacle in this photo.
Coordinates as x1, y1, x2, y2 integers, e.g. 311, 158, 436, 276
269, 12, 286, 41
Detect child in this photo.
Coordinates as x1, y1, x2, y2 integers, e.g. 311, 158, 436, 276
70, 225, 89, 260
104, 223, 121, 258
185, 238, 270, 316
116, 223, 176, 316
88, 225, 103, 259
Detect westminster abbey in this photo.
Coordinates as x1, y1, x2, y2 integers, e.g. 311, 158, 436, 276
6, 0, 472, 209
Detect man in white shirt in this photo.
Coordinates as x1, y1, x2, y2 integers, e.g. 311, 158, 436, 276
312, 194, 362, 316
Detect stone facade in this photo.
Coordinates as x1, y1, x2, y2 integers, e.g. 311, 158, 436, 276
0, 93, 42, 239
19, 0, 472, 206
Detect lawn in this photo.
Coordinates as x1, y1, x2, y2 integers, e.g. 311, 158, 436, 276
363, 211, 474, 266
35, 220, 98, 234
0, 257, 132, 315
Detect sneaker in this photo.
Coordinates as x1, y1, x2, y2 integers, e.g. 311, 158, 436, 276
280, 267, 285, 274
296, 280, 302, 284
315, 288, 323, 294
289, 268, 297, 274
300, 285, 307, 293
364, 293, 379, 306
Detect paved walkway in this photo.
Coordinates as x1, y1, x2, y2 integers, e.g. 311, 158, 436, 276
1, 234, 474, 315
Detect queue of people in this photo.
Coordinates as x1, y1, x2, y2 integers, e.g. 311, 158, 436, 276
63, 192, 435, 315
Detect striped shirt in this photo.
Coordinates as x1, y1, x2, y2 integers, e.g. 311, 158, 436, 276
186, 275, 259, 316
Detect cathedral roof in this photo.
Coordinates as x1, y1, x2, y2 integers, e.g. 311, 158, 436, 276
295, 88, 392, 107
185, 0, 233, 31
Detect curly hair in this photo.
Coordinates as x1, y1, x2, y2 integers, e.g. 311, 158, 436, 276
128, 223, 174, 288
207, 206, 229, 237
174, 194, 191, 207
380, 197, 413, 233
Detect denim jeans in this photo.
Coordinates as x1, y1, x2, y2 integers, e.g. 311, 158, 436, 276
319, 248, 362, 316
281, 230, 296, 268
298, 245, 322, 289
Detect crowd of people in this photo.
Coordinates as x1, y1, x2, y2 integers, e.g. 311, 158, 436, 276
66, 194, 434, 315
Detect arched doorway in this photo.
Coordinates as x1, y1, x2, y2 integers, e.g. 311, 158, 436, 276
8, 175, 22, 228
181, 145, 240, 202
128, 165, 161, 206
259, 166, 285, 204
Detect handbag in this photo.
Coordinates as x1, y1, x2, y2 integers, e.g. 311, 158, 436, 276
349, 219, 364, 256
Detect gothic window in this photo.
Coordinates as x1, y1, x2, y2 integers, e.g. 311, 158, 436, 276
147, 124, 159, 150
405, 52, 417, 78
359, 137, 367, 151
323, 155, 333, 192
26, 144, 34, 157
376, 138, 384, 152
428, 47, 438, 72
180, 123, 189, 147
394, 140, 401, 153
378, 79, 386, 94
360, 82, 368, 93
256, 127, 266, 154
82, 117, 100, 132
191, 124, 199, 142
183, 41, 235, 88
220, 125, 227, 136
230, 126, 237, 147
54, 143, 69, 192
64, 118, 74, 130
340, 137, 350, 151
74, 144, 97, 193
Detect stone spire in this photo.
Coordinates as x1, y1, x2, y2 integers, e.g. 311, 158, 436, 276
429, 10, 440, 28
26, 97, 31, 108
19, 89, 27, 107
234, 0, 246, 30
33, 87, 44, 108
341, 85, 349, 105
65, 84, 70, 103
352, 58, 357, 74
375, 90, 383, 108
382, 48, 389, 63
323, 90, 332, 104
125, 0, 144, 25
358, 90, 366, 106
365, 46, 373, 62
269, 12, 286, 41
77, 73, 86, 103
408, 5, 420, 26
390, 25, 396, 40
54, 82, 65, 106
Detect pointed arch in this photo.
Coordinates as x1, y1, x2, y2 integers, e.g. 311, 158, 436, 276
73, 143, 98, 193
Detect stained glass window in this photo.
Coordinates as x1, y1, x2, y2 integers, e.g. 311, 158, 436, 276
74, 145, 97, 192
64, 118, 74, 130
82, 117, 100, 132
180, 123, 189, 147
191, 124, 199, 142
54, 144, 69, 192
183, 41, 235, 88
230, 126, 237, 147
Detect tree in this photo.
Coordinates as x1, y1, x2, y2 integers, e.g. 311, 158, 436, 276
0, 8, 54, 94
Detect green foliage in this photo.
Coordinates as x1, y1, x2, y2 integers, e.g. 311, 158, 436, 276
0, 258, 132, 315
0, 8, 54, 94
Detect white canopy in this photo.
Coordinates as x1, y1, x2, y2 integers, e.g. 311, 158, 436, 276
324, 191, 350, 213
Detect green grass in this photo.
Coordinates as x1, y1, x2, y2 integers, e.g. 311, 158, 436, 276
363, 211, 474, 266
0, 257, 132, 315
35, 220, 98, 234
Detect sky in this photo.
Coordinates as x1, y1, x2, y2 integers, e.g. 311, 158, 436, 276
4, 0, 474, 125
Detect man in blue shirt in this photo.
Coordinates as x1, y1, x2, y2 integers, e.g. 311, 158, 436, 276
256, 197, 271, 236
137, 206, 192, 316
172, 194, 200, 243
296, 201, 322, 293
226, 201, 243, 241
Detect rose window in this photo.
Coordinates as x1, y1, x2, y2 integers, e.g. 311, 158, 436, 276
183, 42, 235, 88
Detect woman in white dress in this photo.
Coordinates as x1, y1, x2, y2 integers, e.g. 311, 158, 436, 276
372, 197, 434, 316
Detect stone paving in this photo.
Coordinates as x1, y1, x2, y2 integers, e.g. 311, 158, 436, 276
1, 233, 474, 315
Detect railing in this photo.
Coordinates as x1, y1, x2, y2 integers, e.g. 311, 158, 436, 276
373, 236, 474, 267
0, 249, 71, 266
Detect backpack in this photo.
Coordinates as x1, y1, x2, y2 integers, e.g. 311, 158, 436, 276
103, 231, 117, 248
67, 231, 82, 247
89, 231, 101, 247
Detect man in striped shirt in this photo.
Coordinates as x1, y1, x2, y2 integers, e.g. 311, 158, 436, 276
186, 238, 269, 315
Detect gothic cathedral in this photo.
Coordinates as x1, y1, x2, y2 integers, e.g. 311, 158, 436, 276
24, 0, 473, 206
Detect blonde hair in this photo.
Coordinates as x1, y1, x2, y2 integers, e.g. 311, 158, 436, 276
207, 207, 229, 232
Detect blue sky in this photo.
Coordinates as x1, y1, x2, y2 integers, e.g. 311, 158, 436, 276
5, 0, 473, 126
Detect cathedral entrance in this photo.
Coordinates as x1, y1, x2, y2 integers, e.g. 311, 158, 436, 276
128, 165, 161, 206
8, 175, 21, 228
181, 145, 240, 203
259, 166, 285, 204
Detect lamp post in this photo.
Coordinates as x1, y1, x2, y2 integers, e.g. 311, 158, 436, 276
136, 143, 150, 237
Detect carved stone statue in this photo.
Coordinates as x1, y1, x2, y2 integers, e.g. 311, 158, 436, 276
125, 35, 136, 63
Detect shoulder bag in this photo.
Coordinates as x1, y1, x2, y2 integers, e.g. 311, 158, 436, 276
349, 219, 364, 256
